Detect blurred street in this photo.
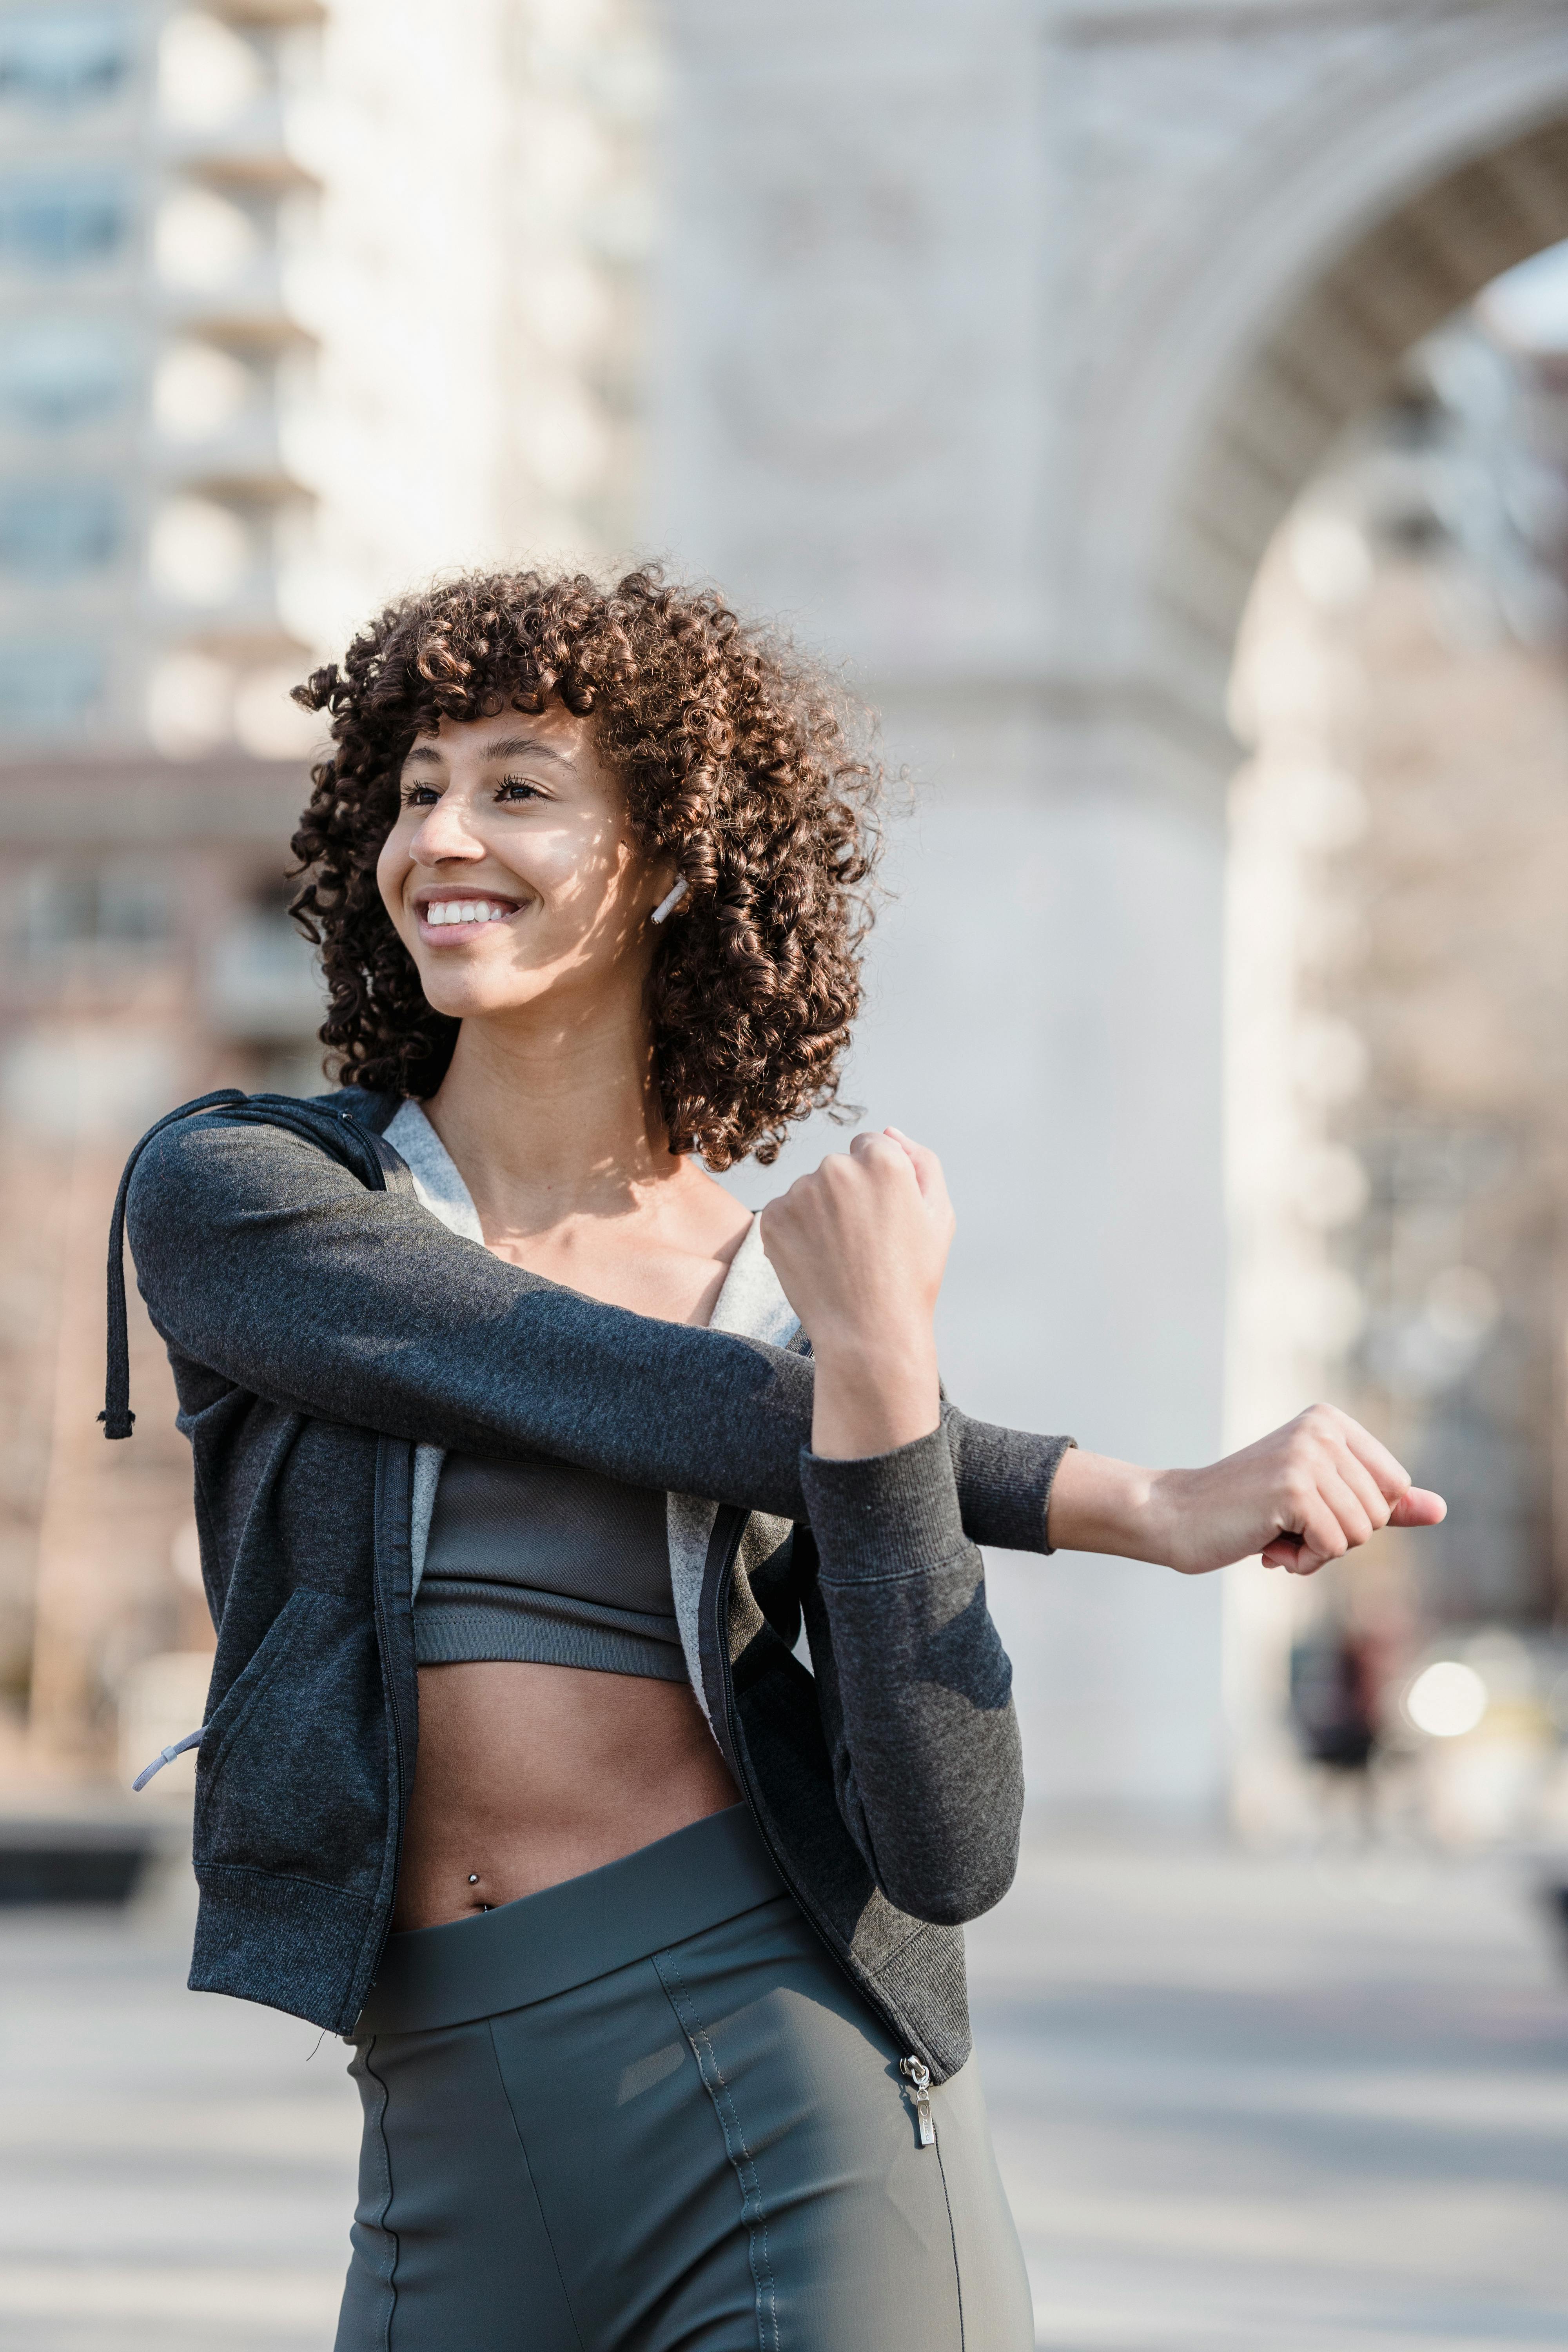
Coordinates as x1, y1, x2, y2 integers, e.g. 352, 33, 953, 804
0, 1826, 1562, 2352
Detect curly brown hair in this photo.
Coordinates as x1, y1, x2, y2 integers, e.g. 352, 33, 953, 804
288, 566, 882, 1168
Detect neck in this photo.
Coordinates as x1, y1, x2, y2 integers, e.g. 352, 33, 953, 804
424, 1001, 681, 1234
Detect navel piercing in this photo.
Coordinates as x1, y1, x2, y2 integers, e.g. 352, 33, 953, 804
650, 877, 687, 925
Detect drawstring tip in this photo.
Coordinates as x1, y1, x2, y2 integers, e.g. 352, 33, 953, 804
98, 1409, 135, 1440
132, 1725, 206, 1791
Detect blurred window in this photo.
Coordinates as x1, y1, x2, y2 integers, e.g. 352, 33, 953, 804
0, 11, 133, 112
0, 176, 128, 272
159, 13, 263, 134
153, 341, 251, 441
0, 318, 132, 430
153, 186, 257, 293
149, 495, 250, 606
0, 481, 119, 575
207, 885, 324, 1039
13, 858, 172, 949
0, 640, 103, 731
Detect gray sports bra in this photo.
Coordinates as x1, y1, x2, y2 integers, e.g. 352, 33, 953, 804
413, 1452, 685, 1684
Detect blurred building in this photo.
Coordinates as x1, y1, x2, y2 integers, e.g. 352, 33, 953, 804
1227, 294, 1568, 1839
0, 0, 657, 1786
0, 2, 327, 1779
6, 0, 1568, 1826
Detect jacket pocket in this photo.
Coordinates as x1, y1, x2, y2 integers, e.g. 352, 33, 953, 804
194, 1586, 389, 1891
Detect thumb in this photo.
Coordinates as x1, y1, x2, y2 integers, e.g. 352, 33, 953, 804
1389, 1486, 1446, 1528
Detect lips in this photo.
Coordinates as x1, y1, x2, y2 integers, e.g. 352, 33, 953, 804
413, 892, 522, 938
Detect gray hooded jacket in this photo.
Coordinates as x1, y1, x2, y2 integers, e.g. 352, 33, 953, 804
114, 1088, 1072, 2080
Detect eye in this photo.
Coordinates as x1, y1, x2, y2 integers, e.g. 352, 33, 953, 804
401, 782, 439, 807
495, 773, 547, 803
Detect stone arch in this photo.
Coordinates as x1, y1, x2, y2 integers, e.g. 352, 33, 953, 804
1067, 11, 1568, 736
1163, 115, 1568, 696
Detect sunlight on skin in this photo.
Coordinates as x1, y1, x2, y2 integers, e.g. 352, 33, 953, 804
376, 707, 673, 1045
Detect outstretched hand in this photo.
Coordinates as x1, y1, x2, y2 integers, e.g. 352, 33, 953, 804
1050, 1403, 1446, 1575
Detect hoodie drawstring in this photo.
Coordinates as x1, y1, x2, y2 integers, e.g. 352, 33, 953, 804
132, 1726, 208, 1791
100, 1089, 246, 1441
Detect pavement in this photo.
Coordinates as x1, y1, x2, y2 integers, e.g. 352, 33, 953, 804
0, 1827, 1563, 2351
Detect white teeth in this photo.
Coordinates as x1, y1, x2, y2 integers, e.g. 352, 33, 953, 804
424, 898, 511, 927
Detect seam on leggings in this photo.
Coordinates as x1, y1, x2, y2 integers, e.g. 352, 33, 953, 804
483, 2017, 590, 2352
652, 1948, 779, 2352
931, 2102, 966, 2352
358, 2037, 399, 2352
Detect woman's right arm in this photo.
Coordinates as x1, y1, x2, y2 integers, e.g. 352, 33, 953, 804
124, 1108, 1070, 1548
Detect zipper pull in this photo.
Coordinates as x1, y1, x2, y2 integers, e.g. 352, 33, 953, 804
900, 2055, 936, 2148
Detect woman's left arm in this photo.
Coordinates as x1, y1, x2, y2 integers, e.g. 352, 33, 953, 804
760, 1132, 1020, 1924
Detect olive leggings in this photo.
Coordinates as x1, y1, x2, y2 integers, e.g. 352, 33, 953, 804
336, 1805, 1033, 2350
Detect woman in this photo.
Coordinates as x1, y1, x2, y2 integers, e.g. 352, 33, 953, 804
117, 568, 1442, 2350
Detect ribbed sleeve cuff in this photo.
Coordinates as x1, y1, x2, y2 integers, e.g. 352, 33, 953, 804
799, 1425, 968, 1584
951, 1422, 1077, 1555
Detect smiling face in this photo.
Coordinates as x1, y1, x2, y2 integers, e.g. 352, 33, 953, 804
376, 704, 675, 1031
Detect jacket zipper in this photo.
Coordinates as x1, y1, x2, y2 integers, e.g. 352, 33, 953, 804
708, 1507, 938, 2126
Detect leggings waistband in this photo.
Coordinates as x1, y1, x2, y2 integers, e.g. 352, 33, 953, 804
356, 1804, 786, 2038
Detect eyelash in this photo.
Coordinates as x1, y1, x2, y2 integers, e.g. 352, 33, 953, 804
402, 774, 546, 808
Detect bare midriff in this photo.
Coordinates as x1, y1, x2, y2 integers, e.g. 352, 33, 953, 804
392, 1658, 741, 1930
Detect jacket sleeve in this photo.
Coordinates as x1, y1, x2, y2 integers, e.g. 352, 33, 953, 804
798, 1428, 1029, 1924
125, 1108, 1072, 1550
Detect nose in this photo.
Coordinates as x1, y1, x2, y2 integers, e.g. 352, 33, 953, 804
409, 793, 484, 866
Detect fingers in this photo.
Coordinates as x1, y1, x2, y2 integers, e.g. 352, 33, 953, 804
1336, 1408, 1416, 1505
1287, 1487, 1356, 1574
1329, 1449, 1393, 1539
1303, 1408, 1447, 1542
1256, 1409, 1446, 1576
1261, 1532, 1313, 1574
882, 1127, 954, 1227
848, 1131, 911, 1178
884, 1125, 936, 1190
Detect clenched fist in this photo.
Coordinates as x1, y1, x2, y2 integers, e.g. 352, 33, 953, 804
1049, 1403, 1446, 1575
759, 1129, 953, 1460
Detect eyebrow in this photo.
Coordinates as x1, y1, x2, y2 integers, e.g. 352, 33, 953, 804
401, 735, 573, 769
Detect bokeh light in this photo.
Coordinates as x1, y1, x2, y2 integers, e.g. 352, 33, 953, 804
1405, 1660, 1488, 1739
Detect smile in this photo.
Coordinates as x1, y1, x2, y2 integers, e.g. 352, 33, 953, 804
416, 896, 521, 938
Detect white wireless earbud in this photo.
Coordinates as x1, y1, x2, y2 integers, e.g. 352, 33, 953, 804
650, 878, 688, 926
